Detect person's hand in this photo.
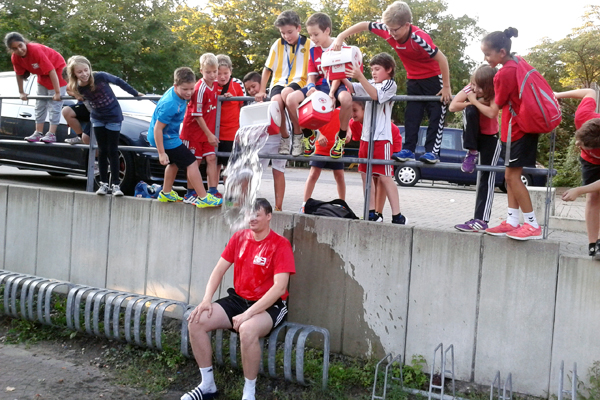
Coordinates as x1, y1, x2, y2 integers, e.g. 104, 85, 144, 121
187, 300, 213, 323
159, 152, 169, 166
437, 86, 452, 104
75, 95, 84, 102
329, 91, 336, 105
345, 65, 363, 81
466, 92, 477, 103
223, 92, 233, 98
52, 92, 62, 101
562, 188, 581, 202
19, 92, 27, 101
306, 87, 316, 97
232, 311, 251, 331
332, 36, 344, 51
255, 91, 266, 102
136, 92, 145, 99
317, 133, 327, 147
208, 133, 220, 147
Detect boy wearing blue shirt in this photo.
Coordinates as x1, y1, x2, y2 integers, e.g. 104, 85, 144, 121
148, 67, 222, 208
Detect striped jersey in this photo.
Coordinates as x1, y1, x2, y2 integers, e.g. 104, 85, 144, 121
351, 79, 397, 142
181, 78, 218, 142
265, 35, 311, 88
307, 39, 339, 85
217, 77, 245, 141
368, 22, 440, 80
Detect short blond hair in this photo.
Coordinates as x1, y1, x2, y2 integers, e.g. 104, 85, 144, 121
216, 54, 232, 71
382, 1, 412, 26
199, 53, 218, 70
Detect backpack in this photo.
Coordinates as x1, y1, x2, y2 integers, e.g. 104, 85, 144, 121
304, 198, 359, 220
511, 56, 562, 134
134, 181, 162, 199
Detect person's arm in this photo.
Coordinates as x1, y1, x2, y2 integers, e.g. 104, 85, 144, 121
449, 89, 469, 112
105, 72, 144, 97
433, 50, 451, 103
562, 181, 600, 201
255, 67, 271, 102
195, 116, 219, 147
332, 22, 369, 51
554, 89, 596, 100
153, 120, 169, 166
232, 272, 290, 331
345, 65, 377, 100
16, 74, 27, 100
305, 75, 318, 97
187, 257, 233, 323
466, 92, 499, 119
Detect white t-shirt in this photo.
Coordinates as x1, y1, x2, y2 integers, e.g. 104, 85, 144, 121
352, 79, 397, 142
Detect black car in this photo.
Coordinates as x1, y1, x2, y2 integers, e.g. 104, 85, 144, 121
0, 71, 179, 195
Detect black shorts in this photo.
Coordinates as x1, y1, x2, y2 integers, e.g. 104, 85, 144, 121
215, 288, 288, 333
501, 134, 538, 167
270, 82, 302, 98
309, 159, 345, 170
217, 140, 234, 166
580, 157, 600, 185
165, 144, 197, 170
69, 103, 90, 121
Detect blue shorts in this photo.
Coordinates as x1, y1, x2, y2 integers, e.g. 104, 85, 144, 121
301, 83, 347, 105
91, 119, 121, 131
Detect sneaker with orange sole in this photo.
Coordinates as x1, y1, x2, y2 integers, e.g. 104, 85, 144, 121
506, 223, 542, 240
485, 220, 520, 236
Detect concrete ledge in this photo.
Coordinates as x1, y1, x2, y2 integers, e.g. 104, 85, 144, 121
0, 185, 8, 270
524, 186, 555, 226
549, 216, 586, 233
5, 186, 40, 275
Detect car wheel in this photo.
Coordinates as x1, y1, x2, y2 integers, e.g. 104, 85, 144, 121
394, 165, 420, 187
93, 148, 136, 195
499, 174, 533, 193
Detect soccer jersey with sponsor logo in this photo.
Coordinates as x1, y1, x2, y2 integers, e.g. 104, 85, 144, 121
181, 78, 218, 142
307, 39, 340, 85
221, 229, 296, 301
217, 77, 245, 141
11, 43, 67, 90
575, 97, 600, 165
265, 35, 311, 89
351, 79, 397, 142
368, 23, 440, 80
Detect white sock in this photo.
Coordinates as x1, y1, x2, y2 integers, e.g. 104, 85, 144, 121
523, 211, 539, 228
242, 377, 256, 400
199, 366, 217, 393
506, 208, 520, 227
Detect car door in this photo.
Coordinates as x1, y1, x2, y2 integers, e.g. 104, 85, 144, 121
0, 73, 24, 138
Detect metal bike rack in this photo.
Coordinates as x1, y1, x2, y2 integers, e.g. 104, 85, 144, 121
490, 371, 512, 400
558, 361, 577, 400
371, 352, 403, 400
429, 343, 456, 400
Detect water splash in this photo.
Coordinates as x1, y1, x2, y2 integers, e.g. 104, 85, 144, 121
223, 124, 270, 231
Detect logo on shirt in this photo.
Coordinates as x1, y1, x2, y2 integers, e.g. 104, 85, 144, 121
253, 255, 267, 266
31, 63, 40, 69
207, 104, 217, 113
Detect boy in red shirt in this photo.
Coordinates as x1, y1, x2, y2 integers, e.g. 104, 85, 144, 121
333, 1, 451, 164
556, 88, 600, 258
181, 53, 220, 204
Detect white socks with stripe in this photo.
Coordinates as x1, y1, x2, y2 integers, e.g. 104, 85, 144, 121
199, 366, 217, 394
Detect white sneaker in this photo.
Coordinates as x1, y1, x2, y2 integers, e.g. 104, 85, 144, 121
40, 132, 56, 143
278, 136, 291, 155
291, 134, 303, 156
25, 131, 44, 142
111, 184, 124, 196
96, 182, 109, 195
65, 136, 83, 145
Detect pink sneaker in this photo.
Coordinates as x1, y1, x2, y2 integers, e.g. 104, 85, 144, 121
506, 223, 542, 240
485, 220, 520, 236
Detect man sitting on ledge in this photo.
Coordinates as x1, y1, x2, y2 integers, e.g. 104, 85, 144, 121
182, 198, 296, 400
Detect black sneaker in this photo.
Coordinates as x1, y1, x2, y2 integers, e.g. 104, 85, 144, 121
589, 243, 596, 257
368, 210, 378, 221
594, 240, 600, 261
392, 214, 406, 225
376, 212, 384, 222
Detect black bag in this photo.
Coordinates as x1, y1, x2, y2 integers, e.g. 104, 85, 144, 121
304, 198, 359, 220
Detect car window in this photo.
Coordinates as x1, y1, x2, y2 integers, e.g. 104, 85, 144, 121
441, 130, 455, 150
0, 75, 23, 104
111, 85, 156, 116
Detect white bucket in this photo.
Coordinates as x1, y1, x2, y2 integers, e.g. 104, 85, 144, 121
239, 101, 282, 135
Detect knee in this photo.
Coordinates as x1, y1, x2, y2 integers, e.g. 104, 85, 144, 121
238, 324, 259, 347
339, 92, 352, 107
464, 104, 479, 119
206, 154, 217, 164
62, 108, 74, 118
587, 192, 600, 205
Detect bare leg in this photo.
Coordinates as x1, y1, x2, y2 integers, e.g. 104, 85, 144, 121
187, 161, 208, 197
586, 191, 600, 244
163, 164, 179, 193
303, 167, 322, 202
273, 169, 286, 210
62, 107, 84, 136
271, 94, 288, 139
338, 91, 352, 131
505, 167, 533, 212
374, 176, 386, 214
286, 90, 306, 136
238, 312, 273, 380
206, 154, 218, 189
379, 175, 400, 215
35, 122, 45, 133
188, 303, 232, 368
333, 169, 346, 200
360, 172, 376, 209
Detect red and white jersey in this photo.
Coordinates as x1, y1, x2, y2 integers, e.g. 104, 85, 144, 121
368, 23, 440, 80
575, 97, 600, 165
221, 229, 296, 301
217, 77, 245, 141
181, 78, 218, 142
308, 39, 341, 85
351, 79, 397, 142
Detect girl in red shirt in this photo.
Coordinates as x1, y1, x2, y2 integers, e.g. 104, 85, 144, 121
4, 32, 67, 143
481, 28, 542, 240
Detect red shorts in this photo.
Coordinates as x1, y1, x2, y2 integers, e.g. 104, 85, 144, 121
182, 139, 215, 160
358, 140, 393, 176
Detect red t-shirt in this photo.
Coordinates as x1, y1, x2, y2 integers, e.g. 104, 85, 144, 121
575, 97, 600, 165
315, 108, 340, 155
494, 59, 525, 142
181, 78, 218, 142
217, 77, 245, 141
349, 118, 402, 152
368, 23, 440, 80
221, 229, 296, 301
11, 43, 67, 90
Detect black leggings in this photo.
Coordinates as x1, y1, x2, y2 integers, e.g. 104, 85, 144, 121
94, 126, 120, 185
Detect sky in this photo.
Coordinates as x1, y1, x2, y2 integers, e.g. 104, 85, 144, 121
185, 0, 595, 63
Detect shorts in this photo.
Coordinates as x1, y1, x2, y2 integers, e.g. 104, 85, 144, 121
270, 82, 302, 98
182, 139, 215, 160
309, 160, 344, 170
581, 157, 600, 186
69, 103, 91, 121
91, 119, 121, 131
358, 140, 393, 176
259, 134, 287, 172
164, 143, 197, 170
501, 134, 538, 167
217, 140, 234, 166
215, 288, 288, 333
300, 83, 347, 106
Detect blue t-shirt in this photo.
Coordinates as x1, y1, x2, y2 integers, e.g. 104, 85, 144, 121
148, 86, 187, 150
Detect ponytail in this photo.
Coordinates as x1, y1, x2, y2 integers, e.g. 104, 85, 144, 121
482, 27, 519, 53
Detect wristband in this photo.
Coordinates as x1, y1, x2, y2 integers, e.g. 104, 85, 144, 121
306, 83, 316, 90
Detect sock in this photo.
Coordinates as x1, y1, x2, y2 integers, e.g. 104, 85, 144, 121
523, 211, 539, 228
506, 208, 520, 227
338, 129, 347, 139
199, 366, 217, 393
208, 187, 217, 195
469, 149, 478, 155
301, 201, 306, 207
242, 377, 256, 400
302, 128, 313, 138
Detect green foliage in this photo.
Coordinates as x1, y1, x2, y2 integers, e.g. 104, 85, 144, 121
578, 361, 600, 400
402, 354, 429, 389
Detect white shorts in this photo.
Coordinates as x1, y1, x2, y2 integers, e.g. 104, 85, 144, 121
259, 134, 287, 173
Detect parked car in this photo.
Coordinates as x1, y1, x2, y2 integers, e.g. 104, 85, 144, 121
0, 71, 187, 195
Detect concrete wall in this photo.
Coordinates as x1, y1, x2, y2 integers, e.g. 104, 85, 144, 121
0, 183, 598, 398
